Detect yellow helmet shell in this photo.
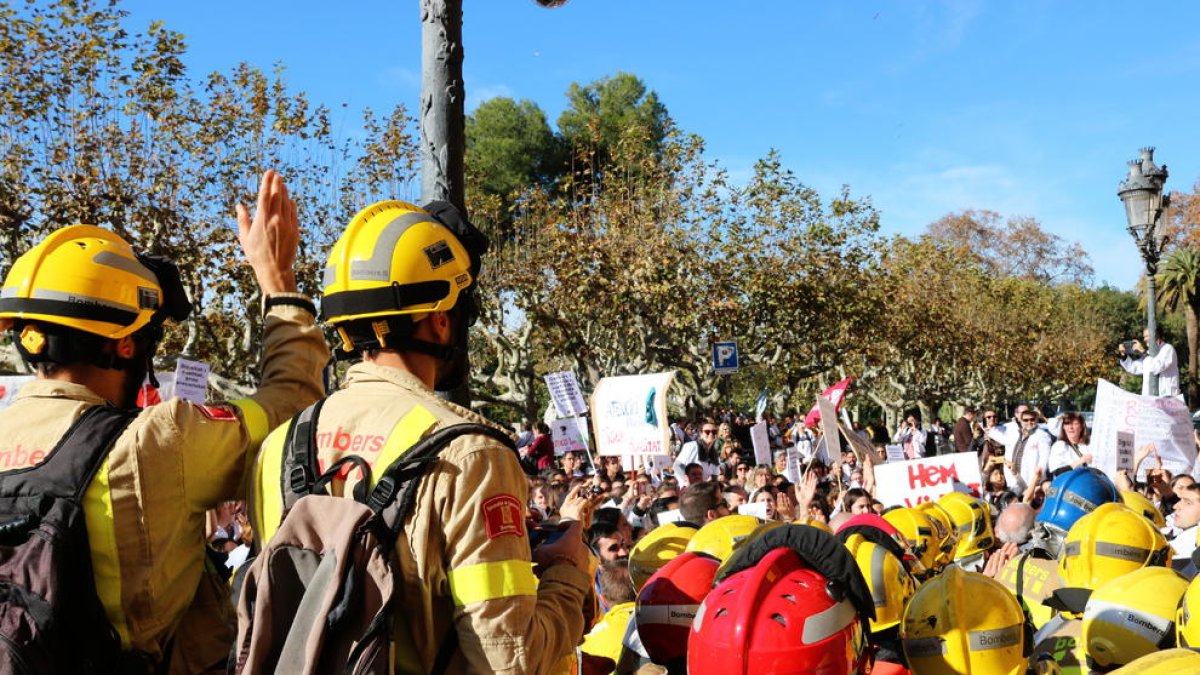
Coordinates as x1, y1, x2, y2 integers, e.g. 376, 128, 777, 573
844, 534, 917, 632
1175, 572, 1200, 648
628, 522, 697, 591
1119, 490, 1166, 529
1083, 567, 1189, 669
902, 566, 1027, 675
915, 501, 958, 569
1059, 502, 1169, 591
0, 225, 164, 339
1108, 648, 1200, 675
883, 507, 940, 575
685, 515, 765, 563
937, 491, 994, 560
791, 515, 833, 535
321, 201, 473, 325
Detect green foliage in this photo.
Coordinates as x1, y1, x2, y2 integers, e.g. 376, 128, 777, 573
557, 72, 668, 171
0, 0, 418, 383
465, 97, 563, 241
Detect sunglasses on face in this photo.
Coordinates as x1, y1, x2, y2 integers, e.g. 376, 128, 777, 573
701, 429, 717, 435
1021, 417, 1037, 422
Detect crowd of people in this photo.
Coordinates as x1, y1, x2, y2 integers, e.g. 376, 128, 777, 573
517, 404, 1200, 673
1, 167, 1197, 674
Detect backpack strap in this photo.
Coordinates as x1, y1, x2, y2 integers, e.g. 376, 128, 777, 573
367, 423, 517, 539
279, 398, 327, 512
0, 404, 137, 501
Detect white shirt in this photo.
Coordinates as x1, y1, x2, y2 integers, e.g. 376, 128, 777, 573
988, 423, 1053, 492
1122, 342, 1181, 397
673, 440, 719, 486
1047, 440, 1089, 474
1171, 524, 1198, 560
894, 427, 926, 459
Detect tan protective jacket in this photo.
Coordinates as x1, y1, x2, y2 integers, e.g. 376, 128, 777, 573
0, 303, 327, 671
251, 362, 590, 675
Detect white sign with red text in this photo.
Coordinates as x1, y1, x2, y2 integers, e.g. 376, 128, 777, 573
873, 452, 983, 508
551, 416, 590, 455
1091, 378, 1195, 479
591, 372, 675, 469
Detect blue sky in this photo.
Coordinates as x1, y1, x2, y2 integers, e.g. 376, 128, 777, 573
121, 0, 1200, 290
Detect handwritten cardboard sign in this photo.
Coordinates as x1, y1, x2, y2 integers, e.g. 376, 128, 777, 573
1091, 378, 1195, 479
551, 416, 590, 455
591, 372, 675, 470
873, 452, 984, 508
173, 359, 210, 404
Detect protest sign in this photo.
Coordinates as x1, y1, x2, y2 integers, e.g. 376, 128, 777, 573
591, 372, 675, 473
817, 396, 842, 463
173, 359, 209, 404
750, 421, 771, 467
1091, 378, 1195, 479
873, 452, 984, 508
885, 444, 906, 462
0, 375, 34, 411
784, 446, 803, 483
839, 421, 884, 465
545, 371, 589, 418
551, 416, 590, 455
754, 390, 768, 422
1116, 431, 1134, 473
739, 501, 771, 520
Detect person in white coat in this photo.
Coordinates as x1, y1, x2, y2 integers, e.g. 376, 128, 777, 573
1120, 329, 1181, 397
987, 405, 1052, 493
674, 419, 720, 485
1047, 411, 1092, 474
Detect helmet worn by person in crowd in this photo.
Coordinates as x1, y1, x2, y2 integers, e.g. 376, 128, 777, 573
0, 224, 191, 366
627, 522, 698, 591
635, 551, 720, 668
842, 533, 917, 634
1058, 502, 1169, 591
901, 566, 1031, 675
1118, 490, 1166, 529
320, 200, 487, 389
689, 525, 875, 675
836, 513, 928, 581
791, 514, 833, 535
915, 501, 958, 569
1108, 648, 1200, 674
1035, 467, 1119, 535
937, 491, 994, 563
1082, 566, 1189, 669
1174, 572, 1200, 647
684, 514, 764, 563
883, 507, 941, 576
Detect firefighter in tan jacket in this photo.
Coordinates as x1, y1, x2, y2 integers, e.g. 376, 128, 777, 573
250, 200, 592, 674
0, 171, 328, 671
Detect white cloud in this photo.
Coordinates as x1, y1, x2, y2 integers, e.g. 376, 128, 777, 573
377, 66, 420, 91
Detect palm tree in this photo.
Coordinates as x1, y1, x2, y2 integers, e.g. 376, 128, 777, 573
1157, 248, 1200, 403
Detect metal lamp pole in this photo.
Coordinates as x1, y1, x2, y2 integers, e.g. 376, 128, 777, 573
1118, 147, 1170, 396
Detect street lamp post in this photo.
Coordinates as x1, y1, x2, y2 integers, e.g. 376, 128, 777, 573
1118, 147, 1170, 396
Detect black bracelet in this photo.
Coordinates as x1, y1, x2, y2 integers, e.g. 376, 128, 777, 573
264, 295, 317, 317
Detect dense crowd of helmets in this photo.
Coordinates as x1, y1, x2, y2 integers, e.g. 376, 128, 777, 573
586, 465, 1200, 674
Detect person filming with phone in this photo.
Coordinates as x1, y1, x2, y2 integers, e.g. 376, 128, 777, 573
1119, 329, 1180, 397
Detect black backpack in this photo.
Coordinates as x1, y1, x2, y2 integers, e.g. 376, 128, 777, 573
0, 404, 142, 674
233, 400, 517, 675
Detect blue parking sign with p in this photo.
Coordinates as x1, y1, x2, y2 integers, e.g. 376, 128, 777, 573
713, 341, 739, 374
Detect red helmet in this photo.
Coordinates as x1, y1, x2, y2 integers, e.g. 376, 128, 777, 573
635, 551, 720, 667
688, 547, 869, 675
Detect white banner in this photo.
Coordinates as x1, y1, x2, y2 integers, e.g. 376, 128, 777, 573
0, 375, 34, 410
545, 371, 589, 418
873, 452, 984, 508
818, 395, 842, 463
1091, 378, 1195, 479
591, 371, 675, 463
751, 421, 771, 467
551, 416, 590, 455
